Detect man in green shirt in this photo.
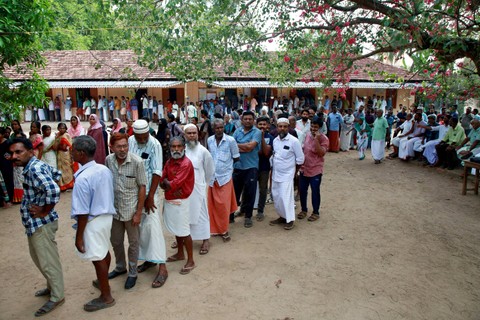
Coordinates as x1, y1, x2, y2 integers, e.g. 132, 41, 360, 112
456, 119, 480, 163
371, 109, 389, 164
434, 117, 466, 169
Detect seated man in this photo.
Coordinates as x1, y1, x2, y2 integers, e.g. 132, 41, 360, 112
399, 112, 426, 160
413, 114, 439, 161
434, 117, 466, 170
456, 119, 480, 164
388, 113, 413, 159
421, 115, 451, 165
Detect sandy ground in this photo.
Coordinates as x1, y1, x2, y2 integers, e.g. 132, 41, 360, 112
1, 124, 480, 319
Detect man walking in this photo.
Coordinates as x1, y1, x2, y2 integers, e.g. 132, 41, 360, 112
184, 124, 215, 255
71, 135, 116, 312
105, 133, 147, 290
9, 138, 65, 317
270, 118, 304, 230
128, 119, 169, 288
371, 109, 389, 164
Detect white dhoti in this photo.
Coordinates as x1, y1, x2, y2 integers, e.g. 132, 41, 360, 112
413, 140, 425, 152
76, 214, 113, 261
422, 139, 441, 164
189, 186, 210, 241
139, 193, 166, 263
371, 139, 385, 160
164, 198, 190, 237
65, 109, 72, 120
272, 180, 295, 223
340, 131, 352, 151
398, 137, 410, 159
37, 109, 46, 121
457, 145, 480, 166
405, 137, 422, 157
392, 136, 403, 147
25, 109, 33, 121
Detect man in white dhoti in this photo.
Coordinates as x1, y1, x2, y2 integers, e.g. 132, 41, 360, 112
270, 117, 304, 230
399, 112, 426, 160
184, 124, 215, 255
161, 137, 196, 275
128, 120, 169, 288
340, 108, 355, 151
371, 109, 389, 164
422, 115, 451, 165
388, 113, 413, 159
71, 135, 116, 312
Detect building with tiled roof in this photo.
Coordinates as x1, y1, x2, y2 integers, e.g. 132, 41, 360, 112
6, 50, 424, 113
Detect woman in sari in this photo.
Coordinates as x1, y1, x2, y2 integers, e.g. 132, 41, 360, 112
87, 114, 106, 164
68, 115, 85, 138
41, 125, 57, 168
10, 120, 23, 139
52, 123, 75, 191
29, 121, 44, 160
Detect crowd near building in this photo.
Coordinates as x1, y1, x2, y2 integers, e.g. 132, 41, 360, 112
1, 51, 480, 316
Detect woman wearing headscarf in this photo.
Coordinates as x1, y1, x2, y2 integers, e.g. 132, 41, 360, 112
68, 115, 85, 138
52, 122, 75, 191
111, 118, 124, 133
87, 114, 107, 164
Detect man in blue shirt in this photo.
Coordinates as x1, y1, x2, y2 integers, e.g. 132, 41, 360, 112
327, 106, 343, 152
232, 111, 262, 228
9, 138, 65, 317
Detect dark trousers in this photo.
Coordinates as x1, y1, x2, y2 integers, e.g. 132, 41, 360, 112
257, 170, 269, 214
233, 168, 258, 219
49, 111, 55, 121
299, 173, 322, 215
435, 143, 459, 168
55, 109, 61, 121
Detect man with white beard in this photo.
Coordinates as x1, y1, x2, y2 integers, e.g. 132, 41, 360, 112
183, 124, 214, 254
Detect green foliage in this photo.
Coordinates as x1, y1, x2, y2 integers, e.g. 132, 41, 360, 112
0, 0, 54, 124
39, 0, 129, 50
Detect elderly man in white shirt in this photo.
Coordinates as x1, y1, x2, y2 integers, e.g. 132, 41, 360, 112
269, 117, 305, 230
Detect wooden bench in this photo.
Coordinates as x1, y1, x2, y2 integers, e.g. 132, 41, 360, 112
462, 160, 480, 195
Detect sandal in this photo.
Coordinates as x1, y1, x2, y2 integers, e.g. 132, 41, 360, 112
167, 255, 185, 262
221, 232, 231, 242
152, 273, 168, 288
199, 244, 209, 255
180, 265, 196, 275
171, 241, 178, 249
84, 298, 116, 312
34, 288, 51, 297
297, 211, 307, 219
307, 214, 320, 221
137, 261, 157, 273
34, 299, 65, 317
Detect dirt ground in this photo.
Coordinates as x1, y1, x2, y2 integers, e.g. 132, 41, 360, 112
1, 126, 480, 319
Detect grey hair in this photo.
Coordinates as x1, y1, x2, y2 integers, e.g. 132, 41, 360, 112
73, 135, 97, 157
170, 136, 186, 146
212, 118, 224, 128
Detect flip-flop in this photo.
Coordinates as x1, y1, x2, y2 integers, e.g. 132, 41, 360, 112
199, 247, 209, 255
34, 288, 51, 297
84, 298, 116, 312
171, 241, 178, 249
221, 232, 231, 242
167, 255, 185, 262
152, 273, 168, 288
137, 261, 157, 273
179, 265, 196, 275
308, 214, 320, 221
34, 299, 65, 317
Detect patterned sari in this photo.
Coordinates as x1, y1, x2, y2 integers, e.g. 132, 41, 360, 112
56, 132, 76, 191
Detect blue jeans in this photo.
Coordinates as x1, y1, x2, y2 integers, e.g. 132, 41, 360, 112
299, 173, 322, 215
233, 168, 258, 219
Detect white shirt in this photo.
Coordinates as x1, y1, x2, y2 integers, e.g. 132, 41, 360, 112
158, 104, 164, 118
90, 98, 96, 108
186, 143, 214, 189
271, 133, 304, 182
187, 105, 197, 118
431, 125, 450, 140
71, 161, 116, 220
